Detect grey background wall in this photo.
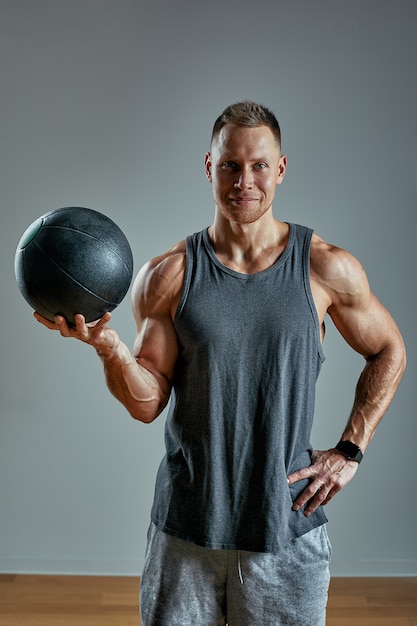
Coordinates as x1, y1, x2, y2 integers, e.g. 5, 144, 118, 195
1, 0, 415, 577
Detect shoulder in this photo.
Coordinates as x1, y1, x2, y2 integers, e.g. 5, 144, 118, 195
132, 240, 187, 317
309, 232, 371, 308
309, 232, 405, 362
142, 240, 187, 283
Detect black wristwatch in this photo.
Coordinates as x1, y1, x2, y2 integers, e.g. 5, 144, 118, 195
335, 440, 363, 464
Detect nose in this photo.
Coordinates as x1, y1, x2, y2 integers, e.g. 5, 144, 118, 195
234, 167, 254, 190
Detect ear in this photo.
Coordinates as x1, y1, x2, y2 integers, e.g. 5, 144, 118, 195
204, 152, 213, 182
276, 154, 287, 185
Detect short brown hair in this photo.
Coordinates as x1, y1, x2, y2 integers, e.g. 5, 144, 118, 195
211, 100, 281, 148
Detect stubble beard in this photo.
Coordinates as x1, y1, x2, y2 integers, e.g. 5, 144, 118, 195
221, 201, 272, 226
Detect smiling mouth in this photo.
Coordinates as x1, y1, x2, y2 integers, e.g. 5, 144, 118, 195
230, 196, 258, 204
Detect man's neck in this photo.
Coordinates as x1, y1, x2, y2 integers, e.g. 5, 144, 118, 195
207, 213, 289, 275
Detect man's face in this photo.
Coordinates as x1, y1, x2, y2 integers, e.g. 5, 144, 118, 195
205, 124, 286, 225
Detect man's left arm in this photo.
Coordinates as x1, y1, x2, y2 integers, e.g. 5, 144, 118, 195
288, 245, 406, 516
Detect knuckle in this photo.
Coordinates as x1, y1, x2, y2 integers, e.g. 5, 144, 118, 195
317, 490, 327, 502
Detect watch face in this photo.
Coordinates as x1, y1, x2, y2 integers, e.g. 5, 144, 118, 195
336, 440, 363, 461
342, 441, 360, 457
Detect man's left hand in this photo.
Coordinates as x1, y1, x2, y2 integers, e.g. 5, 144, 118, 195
287, 450, 360, 516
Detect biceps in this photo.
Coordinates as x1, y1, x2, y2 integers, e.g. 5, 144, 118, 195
328, 293, 399, 359
133, 315, 179, 387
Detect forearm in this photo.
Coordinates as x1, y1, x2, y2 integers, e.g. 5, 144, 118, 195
96, 339, 170, 423
341, 340, 406, 450
288, 335, 405, 517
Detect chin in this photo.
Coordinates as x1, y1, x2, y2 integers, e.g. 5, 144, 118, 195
229, 208, 269, 225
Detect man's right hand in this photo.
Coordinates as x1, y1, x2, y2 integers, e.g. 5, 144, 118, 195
33, 311, 120, 353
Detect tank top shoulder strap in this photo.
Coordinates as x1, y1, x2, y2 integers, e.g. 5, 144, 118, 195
175, 230, 202, 320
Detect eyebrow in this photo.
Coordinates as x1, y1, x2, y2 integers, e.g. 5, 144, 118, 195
219, 154, 272, 163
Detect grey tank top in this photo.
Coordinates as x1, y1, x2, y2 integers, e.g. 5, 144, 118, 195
151, 223, 327, 552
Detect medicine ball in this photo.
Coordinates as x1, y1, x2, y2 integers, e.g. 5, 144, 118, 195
14, 206, 134, 325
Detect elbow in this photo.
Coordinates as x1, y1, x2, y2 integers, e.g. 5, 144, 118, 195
398, 339, 407, 378
366, 332, 406, 384
393, 329, 407, 375
130, 410, 158, 424
386, 334, 407, 385
127, 398, 167, 424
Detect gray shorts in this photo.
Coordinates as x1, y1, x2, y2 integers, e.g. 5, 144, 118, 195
140, 523, 331, 626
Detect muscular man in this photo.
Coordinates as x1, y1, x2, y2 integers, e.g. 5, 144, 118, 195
35, 101, 406, 625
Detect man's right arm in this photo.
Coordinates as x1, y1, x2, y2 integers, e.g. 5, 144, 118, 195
99, 249, 184, 422
34, 244, 185, 423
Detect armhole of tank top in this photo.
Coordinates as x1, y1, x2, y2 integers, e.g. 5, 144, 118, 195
174, 234, 194, 322
302, 228, 326, 363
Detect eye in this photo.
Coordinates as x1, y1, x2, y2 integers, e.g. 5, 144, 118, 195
254, 163, 267, 170
221, 161, 238, 170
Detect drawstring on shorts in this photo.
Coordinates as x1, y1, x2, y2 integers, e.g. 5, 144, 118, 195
237, 550, 244, 584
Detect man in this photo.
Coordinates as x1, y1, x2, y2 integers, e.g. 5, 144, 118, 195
35, 101, 406, 625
